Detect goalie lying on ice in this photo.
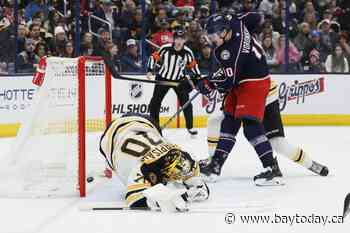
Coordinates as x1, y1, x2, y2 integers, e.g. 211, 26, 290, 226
99, 114, 209, 212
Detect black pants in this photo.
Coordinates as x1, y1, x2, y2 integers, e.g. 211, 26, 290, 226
149, 78, 193, 129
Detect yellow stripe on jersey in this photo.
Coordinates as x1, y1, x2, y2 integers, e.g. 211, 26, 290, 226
127, 183, 151, 192
126, 192, 145, 206
268, 81, 278, 97
291, 149, 305, 165
207, 136, 219, 142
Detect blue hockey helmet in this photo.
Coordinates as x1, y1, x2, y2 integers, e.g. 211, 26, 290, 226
205, 14, 231, 35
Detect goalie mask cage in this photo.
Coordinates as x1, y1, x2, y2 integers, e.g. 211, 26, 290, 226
0, 56, 112, 198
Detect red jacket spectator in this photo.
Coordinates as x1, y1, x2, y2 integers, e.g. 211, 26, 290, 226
151, 19, 173, 48
173, 0, 194, 7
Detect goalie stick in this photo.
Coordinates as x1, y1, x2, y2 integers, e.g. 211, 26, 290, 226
78, 201, 273, 213
344, 193, 350, 219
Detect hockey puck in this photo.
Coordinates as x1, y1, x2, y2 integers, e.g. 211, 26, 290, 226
87, 177, 94, 183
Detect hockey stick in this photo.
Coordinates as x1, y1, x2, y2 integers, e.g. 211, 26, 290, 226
79, 201, 273, 213
343, 193, 350, 219
102, 55, 180, 87
160, 90, 201, 130
115, 75, 180, 87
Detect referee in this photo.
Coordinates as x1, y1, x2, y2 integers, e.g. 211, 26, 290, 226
147, 28, 201, 135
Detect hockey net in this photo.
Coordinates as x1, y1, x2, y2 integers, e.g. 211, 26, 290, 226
0, 56, 112, 197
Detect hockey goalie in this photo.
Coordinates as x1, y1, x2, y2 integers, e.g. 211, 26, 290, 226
99, 114, 209, 212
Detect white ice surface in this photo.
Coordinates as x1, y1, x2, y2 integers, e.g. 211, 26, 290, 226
0, 127, 349, 233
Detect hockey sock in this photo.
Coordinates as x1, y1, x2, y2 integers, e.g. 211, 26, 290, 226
212, 114, 241, 166
207, 114, 225, 157
269, 137, 313, 168
243, 119, 274, 168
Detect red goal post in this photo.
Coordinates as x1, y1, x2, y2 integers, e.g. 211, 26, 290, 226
78, 56, 112, 197
0, 56, 112, 198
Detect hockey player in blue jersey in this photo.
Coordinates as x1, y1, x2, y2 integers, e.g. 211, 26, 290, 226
197, 12, 284, 186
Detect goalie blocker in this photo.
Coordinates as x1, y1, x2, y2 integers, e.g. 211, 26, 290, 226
99, 114, 209, 212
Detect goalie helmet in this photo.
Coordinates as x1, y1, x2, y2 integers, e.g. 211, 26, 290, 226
141, 149, 198, 185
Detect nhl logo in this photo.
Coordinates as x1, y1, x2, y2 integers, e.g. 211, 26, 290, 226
129, 82, 143, 100
221, 50, 231, 60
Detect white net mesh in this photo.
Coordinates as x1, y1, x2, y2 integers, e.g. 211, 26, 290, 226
0, 57, 109, 197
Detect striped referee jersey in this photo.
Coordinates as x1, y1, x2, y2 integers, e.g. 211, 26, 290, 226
147, 43, 201, 81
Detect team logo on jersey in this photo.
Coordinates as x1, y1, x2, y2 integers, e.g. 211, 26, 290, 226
129, 82, 143, 100
220, 50, 231, 60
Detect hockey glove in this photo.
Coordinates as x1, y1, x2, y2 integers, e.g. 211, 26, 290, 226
183, 176, 210, 202
209, 68, 233, 93
196, 78, 215, 95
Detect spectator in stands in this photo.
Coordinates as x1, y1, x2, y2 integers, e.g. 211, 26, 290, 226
149, 5, 168, 33
106, 40, 121, 71
303, 12, 318, 30
275, 34, 302, 72
262, 34, 278, 72
171, 9, 188, 30
242, 0, 255, 13
28, 23, 42, 46
294, 22, 312, 52
325, 44, 349, 73
17, 38, 39, 73
173, 0, 194, 9
49, 26, 67, 56
17, 23, 27, 53
339, 31, 350, 63
304, 30, 328, 64
0, 62, 7, 74
258, 0, 274, 16
31, 12, 45, 27
198, 5, 210, 29
306, 49, 326, 73
120, 38, 144, 72
63, 41, 74, 58
44, 10, 62, 35
186, 20, 203, 57
299, 1, 319, 22
93, 27, 111, 56
322, 9, 334, 21
151, 18, 173, 49
24, 0, 48, 22
197, 42, 212, 73
318, 19, 338, 54
81, 32, 94, 56
34, 42, 48, 58
120, 0, 137, 29
259, 16, 280, 46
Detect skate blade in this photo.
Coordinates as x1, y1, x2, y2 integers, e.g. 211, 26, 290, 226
255, 177, 285, 187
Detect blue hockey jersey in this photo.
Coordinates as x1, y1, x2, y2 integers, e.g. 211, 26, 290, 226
213, 12, 269, 88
